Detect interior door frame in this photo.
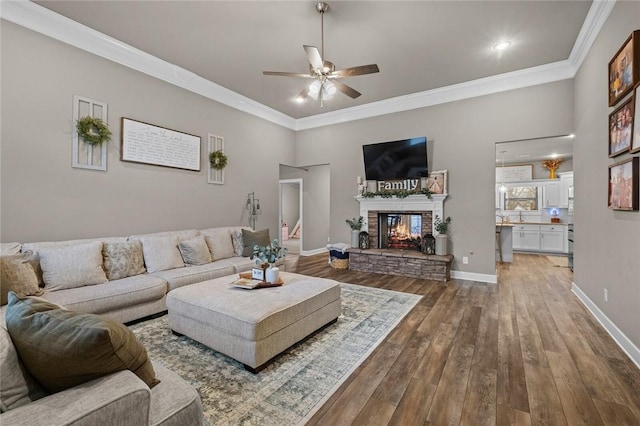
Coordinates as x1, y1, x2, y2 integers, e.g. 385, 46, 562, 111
279, 178, 303, 252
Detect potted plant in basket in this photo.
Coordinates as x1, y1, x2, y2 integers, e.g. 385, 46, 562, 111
434, 215, 451, 255
251, 239, 288, 283
345, 216, 364, 248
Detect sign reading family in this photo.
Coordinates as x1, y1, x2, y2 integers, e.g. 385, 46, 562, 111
377, 178, 422, 192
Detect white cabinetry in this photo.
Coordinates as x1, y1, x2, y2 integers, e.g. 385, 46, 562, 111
559, 172, 574, 208
540, 225, 564, 252
512, 224, 541, 250
543, 181, 561, 208
512, 224, 567, 253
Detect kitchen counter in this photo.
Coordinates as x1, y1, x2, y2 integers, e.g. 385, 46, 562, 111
496, 224, 513, 263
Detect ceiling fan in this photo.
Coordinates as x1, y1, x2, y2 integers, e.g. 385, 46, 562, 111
262, 2, 379, 106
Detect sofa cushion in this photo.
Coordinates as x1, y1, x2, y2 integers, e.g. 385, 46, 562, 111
102, 240, 147, 281
150, 261, 235, 292
38, 242, 108, 290
0, 242, 21, 256
241, 228, 270, 257
5, 293, 159, 394
0, 327, 32, 412
22, 237, 128, 287
42, 274, 167, 316
200, 228, 235, 260
129, 229, 199, 243
178, 235, 212, 266
138, 235, 184, 274
1, 251, 43, 306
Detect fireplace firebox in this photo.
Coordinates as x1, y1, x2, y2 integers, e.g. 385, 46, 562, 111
378, 213, 422, 250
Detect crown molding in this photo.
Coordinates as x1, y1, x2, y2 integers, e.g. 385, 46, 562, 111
0, 0, 297, 130
1, 0, 613, 131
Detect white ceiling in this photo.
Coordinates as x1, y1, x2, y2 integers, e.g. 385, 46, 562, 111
496, 135, 574, 164
32, 0, 593, 120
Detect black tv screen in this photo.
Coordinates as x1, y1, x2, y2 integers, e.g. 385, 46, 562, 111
362, 137, 428, 181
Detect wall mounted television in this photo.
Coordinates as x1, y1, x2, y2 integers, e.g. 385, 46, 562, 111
362, 137, 428, 181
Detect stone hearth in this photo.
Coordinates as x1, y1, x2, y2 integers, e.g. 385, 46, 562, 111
348, 248, 453, 282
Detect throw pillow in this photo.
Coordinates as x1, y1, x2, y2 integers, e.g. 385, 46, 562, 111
0, 251, 43, 306
5, 292, 159, 394
137, 235, 184, 273
178, 235, 212, 266
102, 240, 147, 281
202, 229, 234, 260
241, 228, 270, 257
231, 229, 244, 256
38, 242, 108, 290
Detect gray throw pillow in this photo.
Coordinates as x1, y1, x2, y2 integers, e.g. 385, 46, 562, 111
178, 235, 212, 266
241, 228, 270, 257
5, 292, 160, 394
102, 240, 147, 280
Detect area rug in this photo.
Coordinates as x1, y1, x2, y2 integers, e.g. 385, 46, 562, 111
130, 283, 421, 426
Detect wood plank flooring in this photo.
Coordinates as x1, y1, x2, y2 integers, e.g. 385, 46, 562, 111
293, 253, 640, 426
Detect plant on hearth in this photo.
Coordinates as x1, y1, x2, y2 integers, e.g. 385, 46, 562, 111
345, 216, 364, 231
251, 239, 288, 266
434, 215, 451, 234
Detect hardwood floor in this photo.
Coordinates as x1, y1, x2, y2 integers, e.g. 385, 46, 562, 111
294, 253, 640, 426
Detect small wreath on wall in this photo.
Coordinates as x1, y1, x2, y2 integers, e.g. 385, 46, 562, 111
76, 116, 112, 145
209, 150, 228, 170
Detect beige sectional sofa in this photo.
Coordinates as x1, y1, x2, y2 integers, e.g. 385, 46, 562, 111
2, 226, 284, 324
0, 225, 285, 425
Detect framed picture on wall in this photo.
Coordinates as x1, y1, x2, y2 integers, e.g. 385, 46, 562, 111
609, 31, 640, 107
632, 84, 640, 154
608, 157, 639, 211
608, 97, 634, 157
427, 170, 447, 194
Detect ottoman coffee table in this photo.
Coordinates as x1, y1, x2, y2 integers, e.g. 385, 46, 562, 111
166, 272, 341, 372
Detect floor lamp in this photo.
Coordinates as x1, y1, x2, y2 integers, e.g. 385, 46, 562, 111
246, 192, 261, 230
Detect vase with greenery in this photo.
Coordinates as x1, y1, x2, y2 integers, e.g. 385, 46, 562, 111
346, 216, 364, 248
434, 215, 451, 255
250, 239, 288, 282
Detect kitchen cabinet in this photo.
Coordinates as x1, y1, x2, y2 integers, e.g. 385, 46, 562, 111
559, 172, 574, 208
512, 224, 541, 250
540, 225, 564, 252
512, 224, 567, 253
543, 181, 561, 208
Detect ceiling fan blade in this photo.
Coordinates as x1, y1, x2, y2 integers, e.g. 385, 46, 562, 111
303, 45, 324, 72
263, 71, 314, 78
330, 64, 380, 78
333, 80, 362, 99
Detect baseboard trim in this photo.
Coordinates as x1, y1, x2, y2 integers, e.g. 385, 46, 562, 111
571, 282, 640, 369
451, 270, 497, 284
301, 247, 328, 256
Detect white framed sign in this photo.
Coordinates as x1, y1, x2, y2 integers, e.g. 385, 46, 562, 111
121, 118, 201, 171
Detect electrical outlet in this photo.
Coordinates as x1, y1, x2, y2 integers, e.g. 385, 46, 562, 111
463, 256, 469, 264
604, 289, 608, 302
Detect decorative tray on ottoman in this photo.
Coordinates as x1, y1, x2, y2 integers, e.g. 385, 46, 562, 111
232, 272, 284, 289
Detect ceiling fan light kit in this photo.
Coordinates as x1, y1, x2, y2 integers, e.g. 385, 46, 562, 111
262, 2, 379, 107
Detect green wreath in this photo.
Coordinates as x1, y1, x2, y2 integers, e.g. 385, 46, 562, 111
76, 116, 112, 145
209, 150, 228, 170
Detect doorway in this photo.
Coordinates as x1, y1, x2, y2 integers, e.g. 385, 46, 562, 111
279, 179, 302, 254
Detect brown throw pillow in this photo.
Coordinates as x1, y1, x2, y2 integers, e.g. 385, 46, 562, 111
102, 240, 147, 280
241, 228, 271, 257
5, 293, 159, 393
1, 251, 43, 306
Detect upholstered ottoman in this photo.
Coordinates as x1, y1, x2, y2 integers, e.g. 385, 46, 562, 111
166, 272, 341, 372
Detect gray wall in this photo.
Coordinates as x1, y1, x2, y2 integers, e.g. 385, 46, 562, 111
279, 164, 330, 252
502, 157, 574, 180
573, 2, 640, 348
295, 81, 573, 275
0, 22, 295, 243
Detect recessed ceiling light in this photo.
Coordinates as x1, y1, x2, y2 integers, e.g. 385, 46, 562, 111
493, 40, 512, 51
294, 95, 305, 103
550, 153, 559, 159
515, 154, 531, 158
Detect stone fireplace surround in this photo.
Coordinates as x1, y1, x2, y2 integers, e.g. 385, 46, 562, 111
349, 194, 453, 282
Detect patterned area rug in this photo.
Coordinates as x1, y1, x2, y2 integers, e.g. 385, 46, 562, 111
130, 283, 421, 426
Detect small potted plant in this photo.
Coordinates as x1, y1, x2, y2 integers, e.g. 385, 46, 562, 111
250, 239, 288, 283
346, 216, 364, 248
434, 215, 451, 255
